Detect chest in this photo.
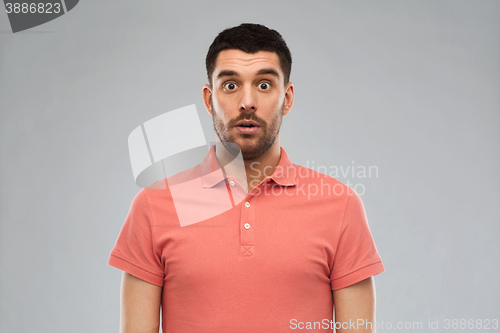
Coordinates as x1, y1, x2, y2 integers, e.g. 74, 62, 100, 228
154, 195, 342, 290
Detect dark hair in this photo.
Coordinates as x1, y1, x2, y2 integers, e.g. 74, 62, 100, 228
205, 23, 292, 87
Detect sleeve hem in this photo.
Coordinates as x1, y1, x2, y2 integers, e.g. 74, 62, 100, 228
108, 254, 164, 287
331, 260, 385, 291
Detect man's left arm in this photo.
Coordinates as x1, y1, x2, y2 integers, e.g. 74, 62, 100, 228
333, 276, 376, 333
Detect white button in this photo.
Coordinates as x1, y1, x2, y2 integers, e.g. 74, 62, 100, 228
244, 223, 251, 229
229, 180, 235, 186
244, 202, 250, 208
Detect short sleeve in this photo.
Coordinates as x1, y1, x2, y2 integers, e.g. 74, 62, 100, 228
108, 189, 165, 287
330, 190, 385, 290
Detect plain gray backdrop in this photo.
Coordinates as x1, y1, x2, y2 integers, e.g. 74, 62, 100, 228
1, 1, 499, 332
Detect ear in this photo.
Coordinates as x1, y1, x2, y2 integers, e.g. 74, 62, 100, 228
283, 82, 294, 116
202, 84, 213, 116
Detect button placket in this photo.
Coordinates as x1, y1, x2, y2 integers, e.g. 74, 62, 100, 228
240, 197, 255, 257
227, 177, 246, 206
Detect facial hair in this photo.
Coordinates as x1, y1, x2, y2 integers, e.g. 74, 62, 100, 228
211, 98, 285, 161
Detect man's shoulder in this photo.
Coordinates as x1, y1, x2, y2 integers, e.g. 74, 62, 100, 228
140, 163, 202, 197
292, 163, 345, 185
291, 163, 356, 199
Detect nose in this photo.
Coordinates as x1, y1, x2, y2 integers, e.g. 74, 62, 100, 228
239, 85, 257, 112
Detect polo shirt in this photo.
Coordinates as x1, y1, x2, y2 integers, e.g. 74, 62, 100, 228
108, 145, 385, 333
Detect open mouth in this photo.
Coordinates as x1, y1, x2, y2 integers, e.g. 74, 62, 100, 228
234, 121, 260, 134
235, 120, 260, 128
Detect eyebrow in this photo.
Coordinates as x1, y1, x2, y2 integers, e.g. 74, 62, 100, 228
216, 68, 281, 80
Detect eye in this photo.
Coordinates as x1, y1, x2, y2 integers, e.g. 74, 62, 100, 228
259, 82, 270, 90
223, 82, 238, 90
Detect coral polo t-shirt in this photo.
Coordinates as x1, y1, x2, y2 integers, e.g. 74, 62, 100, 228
108, 145, 384, 333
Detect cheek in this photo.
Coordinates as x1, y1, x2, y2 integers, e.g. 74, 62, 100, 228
263, 93, 283, 108
261, 98, 284, 119
218, 100, 230, 110
214, 100, 238, 124
213, 95, 231, 118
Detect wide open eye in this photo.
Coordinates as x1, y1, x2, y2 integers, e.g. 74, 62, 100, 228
223, 82, 238, 90
259, 82, 270, 90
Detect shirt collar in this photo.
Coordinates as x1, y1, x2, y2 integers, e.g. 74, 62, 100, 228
200, 144, 226, 188
200, 144, 296, 188
270, 146, 296, 186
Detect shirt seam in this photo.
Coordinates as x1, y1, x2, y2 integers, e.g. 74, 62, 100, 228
331, 259, 383, 280
109, 253, 164, 277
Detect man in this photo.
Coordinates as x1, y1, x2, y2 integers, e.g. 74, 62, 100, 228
108, 23, 384, 333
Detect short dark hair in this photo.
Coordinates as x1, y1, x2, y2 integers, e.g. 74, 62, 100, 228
205, 23, 292, 87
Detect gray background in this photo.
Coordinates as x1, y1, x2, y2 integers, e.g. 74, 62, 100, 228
1, 0, 499, 332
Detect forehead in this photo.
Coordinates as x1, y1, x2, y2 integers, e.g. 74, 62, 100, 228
214, 49, 282, 77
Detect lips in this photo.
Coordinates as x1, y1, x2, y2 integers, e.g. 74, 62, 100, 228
235, 120, 260, 128
234, 120, 260, 135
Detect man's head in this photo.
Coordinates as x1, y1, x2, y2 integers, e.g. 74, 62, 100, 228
202, 23, 294, 161
205, 23, 292, 88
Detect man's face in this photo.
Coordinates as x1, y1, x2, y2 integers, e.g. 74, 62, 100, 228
204, 49, 293, 160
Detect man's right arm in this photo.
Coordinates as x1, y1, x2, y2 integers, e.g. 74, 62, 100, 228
120, 272, 163, 333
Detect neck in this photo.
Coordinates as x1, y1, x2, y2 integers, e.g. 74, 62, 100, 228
243, 140, 281, 193
214, 138, 282, 194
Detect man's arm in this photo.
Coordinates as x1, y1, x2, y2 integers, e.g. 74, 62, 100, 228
120, 272, 163, 333
332, 276, 376, 333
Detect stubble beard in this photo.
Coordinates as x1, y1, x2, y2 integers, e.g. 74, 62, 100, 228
211, 99, 285, 161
